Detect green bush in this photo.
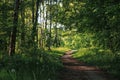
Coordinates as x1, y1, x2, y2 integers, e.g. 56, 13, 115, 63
62, 31, 94, 49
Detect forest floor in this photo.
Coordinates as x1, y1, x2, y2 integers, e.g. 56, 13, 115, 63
58, 50, 117, 80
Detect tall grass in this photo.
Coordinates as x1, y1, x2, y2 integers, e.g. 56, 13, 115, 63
73, 47, 120, 78
0, 48, 63, 80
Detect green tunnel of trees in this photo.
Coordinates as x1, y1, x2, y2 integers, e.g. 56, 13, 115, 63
0, 0, 120, 80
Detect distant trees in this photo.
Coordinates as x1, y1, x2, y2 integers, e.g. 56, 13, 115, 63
0, 0, 63, 55
52, 0, 120, 53
2, 0, 120, 55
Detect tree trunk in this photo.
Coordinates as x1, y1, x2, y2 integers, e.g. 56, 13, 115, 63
21, 1, 25, 46
39, 2, 43, 48
54, 0, 59, 47
48, 0, 52, 50
31, 0, 35, 41
32, 0, 40, 45
9, 0, 20, 56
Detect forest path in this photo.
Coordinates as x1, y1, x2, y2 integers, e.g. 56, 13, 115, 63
58, 50, 115, 80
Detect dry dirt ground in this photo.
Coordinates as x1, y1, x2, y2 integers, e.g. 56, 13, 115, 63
58, 50, 117, 80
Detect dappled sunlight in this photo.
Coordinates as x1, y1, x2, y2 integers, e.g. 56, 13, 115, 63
59, 50, 113, 80
52, 47, 70, 52
65, 65, 99, 71
72, 47, 120, 78
0, 0, 120, 80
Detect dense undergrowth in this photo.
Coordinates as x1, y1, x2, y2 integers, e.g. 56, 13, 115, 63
61, 30, 120, 79
0, 48, 64, 80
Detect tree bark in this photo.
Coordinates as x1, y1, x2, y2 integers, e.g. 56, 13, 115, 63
48, 0, 52, 50
9, 0, 20, 56
54, 0, 59, 47
21, 1, 25, 45
32, 0, 40, 44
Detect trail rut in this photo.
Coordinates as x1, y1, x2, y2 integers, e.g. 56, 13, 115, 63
58, 50, 117, 80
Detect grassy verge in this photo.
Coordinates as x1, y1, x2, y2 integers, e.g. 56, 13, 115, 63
73, 47, 120, 79
0, 47, 68, 80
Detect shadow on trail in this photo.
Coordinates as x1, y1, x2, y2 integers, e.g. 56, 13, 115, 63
58, 50, 118, 80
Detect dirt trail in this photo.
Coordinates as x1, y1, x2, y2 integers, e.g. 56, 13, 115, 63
58, 50, 116, 80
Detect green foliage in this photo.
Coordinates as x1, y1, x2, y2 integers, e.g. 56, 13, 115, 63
0, 0, 120, 79
52, 0, 120, 52
0, 49, 62, 80
61, 29, 120, 79
61, 30, 95, 49
77, 0, 120, 52
73, 47, 120, 78
0, 1, 13, 51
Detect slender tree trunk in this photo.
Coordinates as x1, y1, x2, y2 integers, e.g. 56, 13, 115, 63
42, 2, 45, 48
48, 0, 52, 50
54, 22, 58, 47
44, 0, 48, 49
32, 0, 40, 46
39, 2, 43, 48
9, 0, 20, 56
45, 0, 48, 30
31, 0, 35, 41
34, 0, 40, 41
21, 1, 25, 45
54, 0, 59, 47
